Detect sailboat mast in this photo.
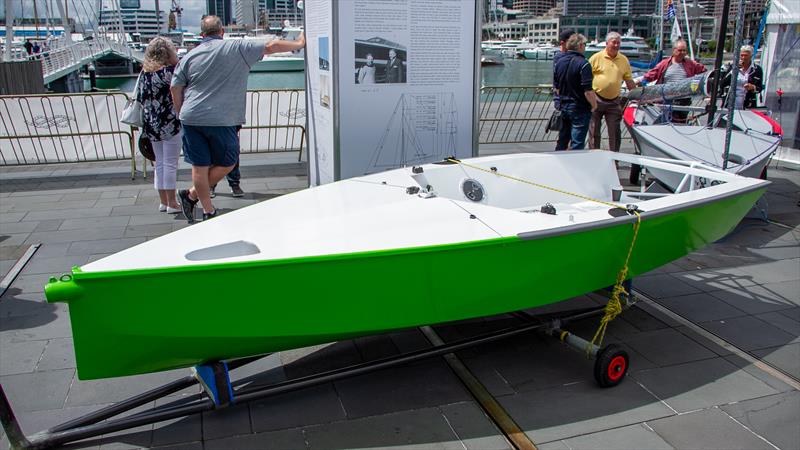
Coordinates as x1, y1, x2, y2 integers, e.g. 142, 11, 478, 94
658, 0, 664, 52
705, 0, 731, 127
721, 0, 747, 169
55, 0, 73, 43
3, 0, 13, 61
155, 0, 161, 35
682, 0, 694, 59
33, 0, 41, 39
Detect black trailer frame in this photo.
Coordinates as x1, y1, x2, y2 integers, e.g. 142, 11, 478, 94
1, 294, 633, 450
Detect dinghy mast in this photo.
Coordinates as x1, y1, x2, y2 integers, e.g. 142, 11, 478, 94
705, 0, 732, 127
721, 0, 748, 169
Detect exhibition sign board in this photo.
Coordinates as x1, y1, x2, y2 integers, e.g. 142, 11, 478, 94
305, 0, 480, 185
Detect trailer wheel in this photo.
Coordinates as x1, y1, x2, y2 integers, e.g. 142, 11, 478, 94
594, 344, 629, 388
629, 164, 642, 185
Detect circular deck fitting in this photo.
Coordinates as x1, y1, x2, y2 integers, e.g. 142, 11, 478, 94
461, 179, 485, 202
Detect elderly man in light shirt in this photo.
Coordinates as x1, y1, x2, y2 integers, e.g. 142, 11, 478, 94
587, 32, 636, 152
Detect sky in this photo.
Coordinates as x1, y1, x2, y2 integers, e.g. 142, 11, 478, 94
5, 0, 208, 32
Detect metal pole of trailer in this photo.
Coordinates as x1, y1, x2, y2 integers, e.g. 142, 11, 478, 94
706, 0, 732, 127
47, 354, 266, 433
0, 307, 610, 449
722, 0, 747, 169
234, 315, 584, 403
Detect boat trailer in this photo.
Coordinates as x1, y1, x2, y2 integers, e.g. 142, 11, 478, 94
0, 288, 635, 449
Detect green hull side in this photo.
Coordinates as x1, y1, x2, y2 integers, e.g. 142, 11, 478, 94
46, 188, 764, 379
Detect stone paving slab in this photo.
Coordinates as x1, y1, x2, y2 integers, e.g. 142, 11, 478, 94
647, 407, 775, 450
631, 357, 779, 413
721, 390, 800, 450
538, 423, 673, 450
497, 378, 674, 444
0, 159, 797, 449
301, 406, 499, 450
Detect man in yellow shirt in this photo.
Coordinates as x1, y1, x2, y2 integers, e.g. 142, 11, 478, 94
588, 32, 636, 152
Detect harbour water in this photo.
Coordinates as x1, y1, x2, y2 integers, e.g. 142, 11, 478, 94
93, 59, 554, 92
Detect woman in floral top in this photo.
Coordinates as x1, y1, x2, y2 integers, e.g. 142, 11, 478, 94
139, 37, 182, 213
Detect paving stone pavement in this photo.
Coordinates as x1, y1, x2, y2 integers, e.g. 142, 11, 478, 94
0, 154, 798, 449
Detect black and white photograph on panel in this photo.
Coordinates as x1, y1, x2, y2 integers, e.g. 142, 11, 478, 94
354, 37, 407, 84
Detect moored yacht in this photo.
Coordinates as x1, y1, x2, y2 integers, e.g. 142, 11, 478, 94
585, 31, 652, 61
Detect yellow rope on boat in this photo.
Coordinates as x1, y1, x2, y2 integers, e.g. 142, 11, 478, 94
444, 157, 642, 354
587, 209, 640, 355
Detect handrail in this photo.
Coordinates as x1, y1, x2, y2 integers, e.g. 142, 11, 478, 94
8, 37, 144, 83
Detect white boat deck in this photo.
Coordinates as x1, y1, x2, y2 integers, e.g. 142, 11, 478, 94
79, 152, 768, 273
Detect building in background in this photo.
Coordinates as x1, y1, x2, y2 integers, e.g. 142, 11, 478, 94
564, 0, 657, 16
513, 0, 556, 17
235, 0, 258, 28
696, 0, 766, 19
527, 17, 559, 44
98, 8, 166, 39
558, 15, 653, 42
261, 0, 302, 27
483, 21, 529, 39
207, 0, 233, 25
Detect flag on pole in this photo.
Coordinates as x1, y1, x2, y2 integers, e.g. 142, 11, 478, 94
671, 16, 682, 43
666, 0, 676, 20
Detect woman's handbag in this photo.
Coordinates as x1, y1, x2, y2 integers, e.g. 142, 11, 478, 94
545, 109, 563, 133
138, 135, 155, 161
120, 74, 144, 128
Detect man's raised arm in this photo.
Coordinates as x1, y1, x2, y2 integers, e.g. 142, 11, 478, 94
264, 33, 306, 56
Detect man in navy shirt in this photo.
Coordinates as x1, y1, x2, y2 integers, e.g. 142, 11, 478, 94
553, 33, 597, 150
552, 29, 575, 111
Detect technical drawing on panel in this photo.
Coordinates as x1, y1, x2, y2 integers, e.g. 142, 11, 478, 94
366, 93, 457, 174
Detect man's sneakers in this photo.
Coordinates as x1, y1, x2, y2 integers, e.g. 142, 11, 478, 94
202, 209, 218, 221
210, 185, 243, 198
178, 189, 198, 224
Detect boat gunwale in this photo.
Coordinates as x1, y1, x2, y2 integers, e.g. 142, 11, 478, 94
518, 180, 768, 240
62, 179, 767, 283
65, 235, 521, 281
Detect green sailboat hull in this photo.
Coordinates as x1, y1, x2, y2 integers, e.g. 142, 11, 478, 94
45, 187, 763, 380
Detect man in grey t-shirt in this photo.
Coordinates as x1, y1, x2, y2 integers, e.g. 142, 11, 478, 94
171, 15, 305, 223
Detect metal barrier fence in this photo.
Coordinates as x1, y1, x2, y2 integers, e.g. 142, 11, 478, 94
242, 89, 306, 159
478, 85, 707, 145
479, 85, 559, 144
2, 86, 710, 171
0, 89, 307, 176
0, 92, 138, 174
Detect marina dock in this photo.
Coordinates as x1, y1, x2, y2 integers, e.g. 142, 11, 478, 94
0, 145, 797, 450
